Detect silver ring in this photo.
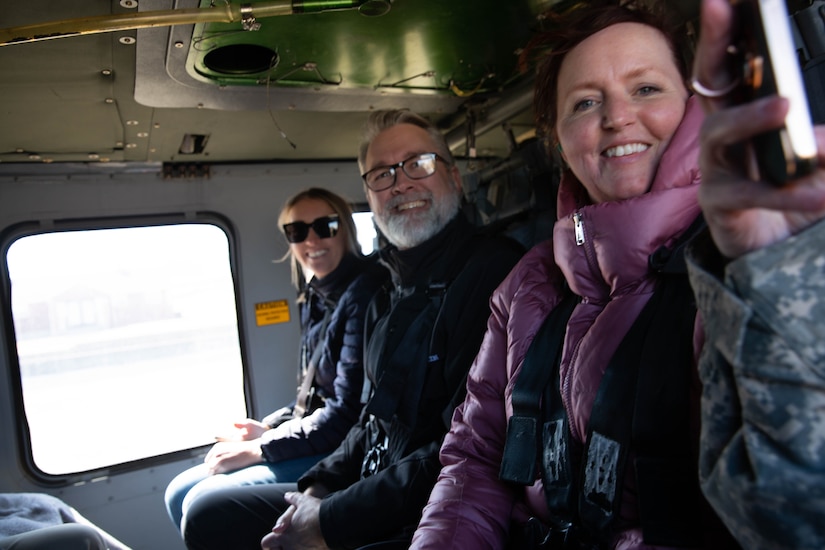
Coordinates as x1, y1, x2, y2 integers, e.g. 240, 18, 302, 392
688, 76, 740, 99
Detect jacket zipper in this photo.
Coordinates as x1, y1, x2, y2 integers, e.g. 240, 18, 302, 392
573, 212, 585, 246
565, 210, 600, 443
572, 210, 599, 276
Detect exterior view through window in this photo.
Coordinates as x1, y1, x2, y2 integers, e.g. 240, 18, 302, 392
353, 211, 378, 255
7, 223, 246, 475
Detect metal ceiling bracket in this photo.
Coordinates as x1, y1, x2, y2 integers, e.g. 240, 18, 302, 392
240, 4, 261, 31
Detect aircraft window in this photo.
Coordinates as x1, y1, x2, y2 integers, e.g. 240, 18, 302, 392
353, 212, 377, 255
6, 224, 246, 475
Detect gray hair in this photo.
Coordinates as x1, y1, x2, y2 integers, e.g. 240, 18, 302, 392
357, 109, 455, 175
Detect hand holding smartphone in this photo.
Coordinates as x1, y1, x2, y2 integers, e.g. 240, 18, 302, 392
730, 0, 818, 185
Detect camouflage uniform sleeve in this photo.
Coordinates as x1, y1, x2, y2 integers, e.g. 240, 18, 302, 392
686, 221, 825, 550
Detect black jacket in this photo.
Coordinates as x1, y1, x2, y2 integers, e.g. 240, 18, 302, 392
297, 214, 524, 548
260, 253, 388, 463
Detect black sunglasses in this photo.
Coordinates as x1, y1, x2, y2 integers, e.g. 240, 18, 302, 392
282, 215, 340, 243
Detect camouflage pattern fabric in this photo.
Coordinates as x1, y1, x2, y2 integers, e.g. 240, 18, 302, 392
686, 222, 825, 550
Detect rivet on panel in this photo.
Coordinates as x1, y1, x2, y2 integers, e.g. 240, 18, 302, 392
119, 36, 136, 45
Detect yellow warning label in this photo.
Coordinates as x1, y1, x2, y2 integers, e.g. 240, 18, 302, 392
255, 299, 290, 327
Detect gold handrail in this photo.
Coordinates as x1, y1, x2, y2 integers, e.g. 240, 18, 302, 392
0, 0, 382, 47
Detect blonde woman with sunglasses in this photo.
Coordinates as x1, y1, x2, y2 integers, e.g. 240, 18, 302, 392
164, 188, 388, 534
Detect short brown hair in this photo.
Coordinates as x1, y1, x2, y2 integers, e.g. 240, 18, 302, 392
524, 1, 691, 154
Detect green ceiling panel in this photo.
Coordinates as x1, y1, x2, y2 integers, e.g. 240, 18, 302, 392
187, 0, 540, 97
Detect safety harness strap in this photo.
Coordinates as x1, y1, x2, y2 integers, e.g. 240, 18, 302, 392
500, 215, 706, 547
499, 291, 578, 486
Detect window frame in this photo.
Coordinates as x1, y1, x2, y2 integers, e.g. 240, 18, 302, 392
0, 212, 251, 485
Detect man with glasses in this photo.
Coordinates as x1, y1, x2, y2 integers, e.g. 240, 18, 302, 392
182, 109, 524, 550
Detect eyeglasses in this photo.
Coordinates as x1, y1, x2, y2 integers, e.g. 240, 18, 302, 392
282, 215, 340, 243
361, 152, 445, 192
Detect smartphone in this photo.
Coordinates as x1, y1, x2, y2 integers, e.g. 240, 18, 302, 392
730, 0, 818, 185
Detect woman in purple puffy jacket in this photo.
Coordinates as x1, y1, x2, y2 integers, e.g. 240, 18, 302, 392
411, 2, 738, 549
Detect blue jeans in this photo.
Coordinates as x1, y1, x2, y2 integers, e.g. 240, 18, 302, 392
164, 454, 327, 529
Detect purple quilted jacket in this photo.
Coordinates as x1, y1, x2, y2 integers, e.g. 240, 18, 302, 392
411, 97, 714, 550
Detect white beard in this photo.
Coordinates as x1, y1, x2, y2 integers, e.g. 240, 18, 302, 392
374, 189, 461, 250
